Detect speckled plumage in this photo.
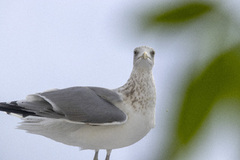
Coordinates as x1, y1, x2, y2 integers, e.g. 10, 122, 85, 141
117, 69, 156, 113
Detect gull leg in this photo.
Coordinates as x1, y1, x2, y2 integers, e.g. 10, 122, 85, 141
105, 149, 112, 160
93, 150, 99, 160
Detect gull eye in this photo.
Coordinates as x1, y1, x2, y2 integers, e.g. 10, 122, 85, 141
150, 50, 155, 57
134, 50, 138, 56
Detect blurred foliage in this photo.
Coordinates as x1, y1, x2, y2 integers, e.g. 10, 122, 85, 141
148, 2, 213, 25
178, 44, 240, 145
141, 0, 240, 160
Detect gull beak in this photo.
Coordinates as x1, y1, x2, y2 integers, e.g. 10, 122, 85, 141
143, 52, 148, 59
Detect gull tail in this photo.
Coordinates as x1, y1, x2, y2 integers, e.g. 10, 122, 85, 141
0, 102, 37, 118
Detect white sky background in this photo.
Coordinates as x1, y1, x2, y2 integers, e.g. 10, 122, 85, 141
0, 0, 240, 160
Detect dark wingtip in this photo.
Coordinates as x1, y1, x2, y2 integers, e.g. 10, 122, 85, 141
0, 102, 37, 117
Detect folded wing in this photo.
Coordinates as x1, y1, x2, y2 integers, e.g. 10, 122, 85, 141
0, 87, 126, 125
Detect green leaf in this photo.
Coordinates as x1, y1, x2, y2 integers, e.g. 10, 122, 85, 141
177, 44, 240, 144
149, 2, 213, 25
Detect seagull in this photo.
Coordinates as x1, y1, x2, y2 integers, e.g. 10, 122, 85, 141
0, 46, 156, 160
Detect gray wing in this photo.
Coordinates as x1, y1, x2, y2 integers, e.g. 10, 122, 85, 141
0, 87, 126, 124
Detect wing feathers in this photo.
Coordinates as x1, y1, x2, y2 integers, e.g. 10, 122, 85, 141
39, 87, 126, 123
0, 102, 37, 117
0, 87, 127, 125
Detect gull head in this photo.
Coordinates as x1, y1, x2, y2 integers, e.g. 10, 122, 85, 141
133, 46, 155, 71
